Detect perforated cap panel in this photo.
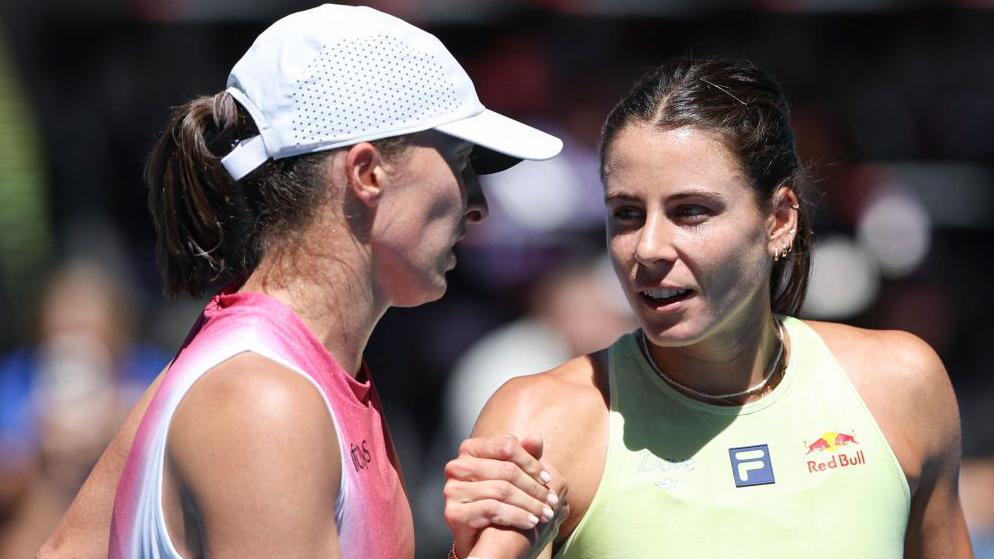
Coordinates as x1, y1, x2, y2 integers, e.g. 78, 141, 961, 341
290, 35, 461, 149
221, 4, 561, 181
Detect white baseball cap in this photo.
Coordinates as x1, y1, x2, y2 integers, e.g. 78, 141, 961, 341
221, 4, 563, 180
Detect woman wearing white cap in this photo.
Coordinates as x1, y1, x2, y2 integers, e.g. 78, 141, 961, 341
40, 5, 566, 558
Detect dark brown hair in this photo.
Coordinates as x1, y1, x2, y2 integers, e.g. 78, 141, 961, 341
600, 57, 813, 316
146, 92, 408, 298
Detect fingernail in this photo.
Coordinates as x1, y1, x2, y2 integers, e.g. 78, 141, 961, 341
527, 514, 540, 527
539, 470, 552, 484
546, 491, 559, 506
542, 506, 554, 522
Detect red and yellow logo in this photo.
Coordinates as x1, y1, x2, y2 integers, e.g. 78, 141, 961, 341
805, 431, 866, 473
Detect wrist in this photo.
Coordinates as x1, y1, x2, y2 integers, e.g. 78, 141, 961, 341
448, 542, 482, 559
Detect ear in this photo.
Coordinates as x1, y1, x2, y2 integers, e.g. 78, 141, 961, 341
767, 186, 800, 259
344, 142, 388, 208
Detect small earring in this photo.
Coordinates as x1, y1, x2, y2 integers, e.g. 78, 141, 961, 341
791, 203, 799, 209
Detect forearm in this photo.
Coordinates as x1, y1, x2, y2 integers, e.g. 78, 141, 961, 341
468, 525, 554, 559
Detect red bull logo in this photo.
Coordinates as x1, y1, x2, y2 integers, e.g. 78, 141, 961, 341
805, 431, 859, 454
804, 431, 866, 473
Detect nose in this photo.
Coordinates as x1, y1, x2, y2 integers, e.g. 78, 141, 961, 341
634, 213, 678, 267
463, 167, 489, 223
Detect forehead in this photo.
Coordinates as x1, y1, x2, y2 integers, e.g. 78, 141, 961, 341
602, 123, 747, 195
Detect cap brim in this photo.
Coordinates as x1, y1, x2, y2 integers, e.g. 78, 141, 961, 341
435, 109, 563, 174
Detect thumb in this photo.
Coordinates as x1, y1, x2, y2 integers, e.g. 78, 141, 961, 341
520, 434, 544, 460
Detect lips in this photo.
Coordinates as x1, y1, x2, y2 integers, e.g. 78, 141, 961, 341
639, 287, 693, 308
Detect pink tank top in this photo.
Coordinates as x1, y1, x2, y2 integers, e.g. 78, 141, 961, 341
108, 288, 415, 558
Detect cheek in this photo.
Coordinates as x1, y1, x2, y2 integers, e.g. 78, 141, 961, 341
691, 226, 769, 301
608, 233, 637, 276
413, 167, 463, 222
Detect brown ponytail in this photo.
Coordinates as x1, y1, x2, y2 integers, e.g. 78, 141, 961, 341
147, 93, 242, 297
147, 92, 414, 298
146, 92, 327, 297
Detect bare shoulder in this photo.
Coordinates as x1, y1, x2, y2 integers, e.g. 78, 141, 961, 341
167, 352, 342, 553
479, 352, 609, 439
476, 352, 611, 538
802, 320, 959, 491
169, 351, 341, 483
802, 320, 951, 401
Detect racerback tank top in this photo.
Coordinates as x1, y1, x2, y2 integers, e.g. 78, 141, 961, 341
108, 289, 414, 558
556, 316, 910, 558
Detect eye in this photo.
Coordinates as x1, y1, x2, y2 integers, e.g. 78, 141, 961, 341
671, 204, 711, 225
611, 206, 645, 223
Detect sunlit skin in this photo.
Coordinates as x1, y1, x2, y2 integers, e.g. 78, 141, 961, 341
455, 123, 972, 559
603, 123, 794, 396
371, 131, 487, 307
37, 134, 563, 559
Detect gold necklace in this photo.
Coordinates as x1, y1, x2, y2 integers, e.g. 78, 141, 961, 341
638, 320, 786, 402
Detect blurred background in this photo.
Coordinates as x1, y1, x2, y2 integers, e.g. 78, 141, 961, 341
0, 0, 992, 556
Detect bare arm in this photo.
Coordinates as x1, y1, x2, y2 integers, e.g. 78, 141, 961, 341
807, 321, 975, 558
894, 334, 973, 558
443, 434, 569, 557
38, 368, 168, 558
459, 356, 609, 559
167, 354, 342, 558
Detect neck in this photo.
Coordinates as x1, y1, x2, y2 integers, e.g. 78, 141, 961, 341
646, 310, 785, 403
240, 237, 386, 378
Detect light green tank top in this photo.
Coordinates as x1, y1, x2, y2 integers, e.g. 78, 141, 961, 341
555, 316, 911, 558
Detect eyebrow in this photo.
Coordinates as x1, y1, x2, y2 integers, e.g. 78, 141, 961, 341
604, 192, 640, 204
666, 189, 726, 204
604, 188, 726, 204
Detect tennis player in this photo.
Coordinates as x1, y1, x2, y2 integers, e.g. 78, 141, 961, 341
449, 58, 973, 559
40, 5, 567, 558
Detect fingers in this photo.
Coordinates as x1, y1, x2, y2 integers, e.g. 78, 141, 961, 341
444, 498, 543, 532
538, 460, 567, 510
445, 455, 556, 508
458, 435, 550, 485
444, 478, 555, 524
444, 435, 571, 558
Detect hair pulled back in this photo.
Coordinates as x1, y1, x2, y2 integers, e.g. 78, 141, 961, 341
600, 57, 813, 316
147, 92, 408, 298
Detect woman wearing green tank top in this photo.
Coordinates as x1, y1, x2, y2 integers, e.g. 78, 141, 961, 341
448, 58, 973, 558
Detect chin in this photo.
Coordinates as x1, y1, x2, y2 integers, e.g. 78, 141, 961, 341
638, 315, 705, 347
394, 279, 447, 308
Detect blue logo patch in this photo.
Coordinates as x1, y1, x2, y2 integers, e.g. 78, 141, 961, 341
729, 444, 775, 487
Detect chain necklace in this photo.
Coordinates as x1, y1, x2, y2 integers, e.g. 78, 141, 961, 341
638, 320, 786, 403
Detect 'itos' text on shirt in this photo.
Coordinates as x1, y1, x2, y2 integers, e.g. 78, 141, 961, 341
805, 431, 866, 474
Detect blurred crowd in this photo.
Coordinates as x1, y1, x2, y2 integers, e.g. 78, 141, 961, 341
0, 1, 992, 557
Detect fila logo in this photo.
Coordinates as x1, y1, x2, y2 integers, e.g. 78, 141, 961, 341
728, 444, 775, 487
